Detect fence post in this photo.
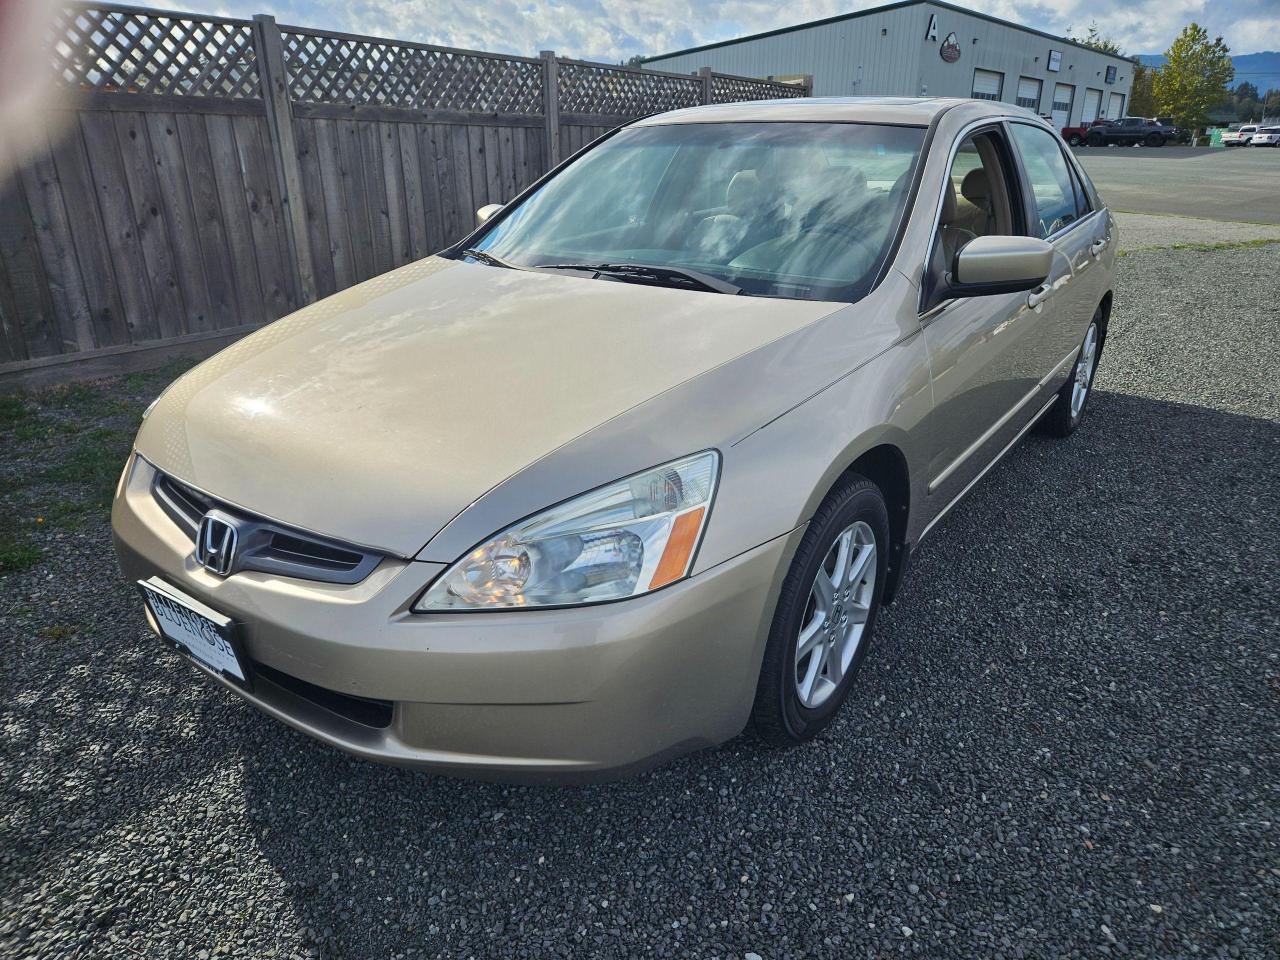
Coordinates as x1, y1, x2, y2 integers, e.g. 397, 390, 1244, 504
698, 67, 713, 104
540, 51, 562, 168
251, 13, 316, 307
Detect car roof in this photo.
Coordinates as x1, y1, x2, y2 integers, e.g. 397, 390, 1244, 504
632, 96, 1015, 128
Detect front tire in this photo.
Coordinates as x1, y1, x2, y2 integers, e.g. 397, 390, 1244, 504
750, 475, 889, 746
1145, 133, 1165, 147
1067, 134, 1082, 146
1042, 316, 1101, 437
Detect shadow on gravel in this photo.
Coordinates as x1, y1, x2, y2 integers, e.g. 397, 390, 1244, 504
225, 390, 1277, 958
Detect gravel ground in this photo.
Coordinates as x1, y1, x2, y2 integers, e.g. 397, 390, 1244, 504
2, 246, 1278, 959
1113, 212, 1280, 252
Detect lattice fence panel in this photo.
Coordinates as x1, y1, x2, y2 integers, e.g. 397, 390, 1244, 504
558, 62, 701, 116
281, 31, 544, 113
49, 4, 259, 98
711, 76, 808, 104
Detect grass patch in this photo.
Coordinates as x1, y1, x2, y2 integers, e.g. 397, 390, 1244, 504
0, 537, 42, 574
38, 623, 79, 641
0, 395, 33, 427
0, 367, 171, 578
40, 430, 132, 507
1118, 236, 1280, 257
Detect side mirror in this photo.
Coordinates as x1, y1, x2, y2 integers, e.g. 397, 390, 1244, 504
924, 235, 1053, 311
476, 203, 503, 225
953, 235, 1053, 290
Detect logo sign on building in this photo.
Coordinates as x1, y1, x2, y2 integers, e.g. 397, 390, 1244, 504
1047, 49, 1062, 72
940, 32, 961, 63
1105, 65, 1117, 84
925, 13, 938, 41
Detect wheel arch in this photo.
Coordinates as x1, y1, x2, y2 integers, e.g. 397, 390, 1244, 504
812, 441, 914, 605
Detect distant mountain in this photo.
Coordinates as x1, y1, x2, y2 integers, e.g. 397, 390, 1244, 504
1135, 51, 1280, 93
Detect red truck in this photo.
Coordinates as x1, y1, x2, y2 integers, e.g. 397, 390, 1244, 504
1060, 119, 1110, 146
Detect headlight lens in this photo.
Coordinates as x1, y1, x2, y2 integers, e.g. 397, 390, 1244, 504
415, 451, 719, 611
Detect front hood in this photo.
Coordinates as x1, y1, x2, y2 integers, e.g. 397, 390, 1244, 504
137, 258, 840, 556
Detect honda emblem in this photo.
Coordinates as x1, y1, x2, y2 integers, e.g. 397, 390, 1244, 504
196, 512, 239, 576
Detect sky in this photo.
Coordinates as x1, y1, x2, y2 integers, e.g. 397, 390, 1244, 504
166, 0, 1279, 61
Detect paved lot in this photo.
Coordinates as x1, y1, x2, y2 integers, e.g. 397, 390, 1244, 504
2, 242, 1277, 958
1075, 146, 1280, 223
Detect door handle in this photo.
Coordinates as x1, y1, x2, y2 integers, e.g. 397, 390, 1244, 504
1027, 284, 1051, 310
1090, 237, 1109, 257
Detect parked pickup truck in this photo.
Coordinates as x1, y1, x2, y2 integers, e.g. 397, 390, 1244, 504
1221, 124, 1259, 146
1060, 119, 1109, 146
1079, 117, 1175, 147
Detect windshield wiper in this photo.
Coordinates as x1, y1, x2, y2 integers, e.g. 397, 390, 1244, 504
459, 248, 522, 270
537, 261, 741, 295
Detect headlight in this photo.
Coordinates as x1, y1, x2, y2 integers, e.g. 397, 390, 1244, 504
414, 451, 719, 611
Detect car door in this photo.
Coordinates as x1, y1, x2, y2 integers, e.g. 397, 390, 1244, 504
917, 124, 1059, 512
1008, 122, 1105, 369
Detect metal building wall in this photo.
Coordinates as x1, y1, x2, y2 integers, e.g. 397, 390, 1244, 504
644, 1, 1134, 128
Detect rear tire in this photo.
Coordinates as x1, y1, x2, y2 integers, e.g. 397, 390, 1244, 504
1042, 315, 1102, 438
750, 475, 889, 746
1067, 134, 1082, 146
1086, 132, 1104, 147
1145, 133, 1165, 147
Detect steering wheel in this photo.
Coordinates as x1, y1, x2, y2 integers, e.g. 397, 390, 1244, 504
804, 222, 880, 265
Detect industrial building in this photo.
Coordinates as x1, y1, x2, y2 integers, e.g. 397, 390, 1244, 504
642, 0, 1136, 128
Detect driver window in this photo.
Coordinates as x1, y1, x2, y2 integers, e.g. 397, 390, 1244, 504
937, 131, 1016, 268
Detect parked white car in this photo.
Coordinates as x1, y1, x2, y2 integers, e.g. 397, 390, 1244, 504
1250, 126, 1280, 147
1222, 124, 1258, 146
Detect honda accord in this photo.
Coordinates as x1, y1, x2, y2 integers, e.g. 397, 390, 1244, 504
112, 97, 1116, 781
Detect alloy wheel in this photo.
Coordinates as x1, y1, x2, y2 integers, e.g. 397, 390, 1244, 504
1070, 323, 1100, 419
794, 520, 877, 709
1071, 322, 1099, 420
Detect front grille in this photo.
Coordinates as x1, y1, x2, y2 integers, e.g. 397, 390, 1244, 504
152, 470, 383, 585
253, 660, 394, 729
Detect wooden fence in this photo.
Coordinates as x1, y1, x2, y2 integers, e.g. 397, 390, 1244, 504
0, 3, 811, 385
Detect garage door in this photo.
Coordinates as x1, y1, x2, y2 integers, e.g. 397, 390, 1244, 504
1107, 92, 1126, 119
972, 69, 1003, 101
1082, 88, 1102, 122
1016, 76, 1042, 111
1051, 83, 1074, 129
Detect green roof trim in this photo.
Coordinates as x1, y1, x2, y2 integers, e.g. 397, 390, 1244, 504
640, 0, 1139, 67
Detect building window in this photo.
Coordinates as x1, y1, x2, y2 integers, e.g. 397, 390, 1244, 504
1104, 65, 1117, 84
1016, 76, 1042, 111
1047, 50, 1062, 72
972, 69, 1003, 101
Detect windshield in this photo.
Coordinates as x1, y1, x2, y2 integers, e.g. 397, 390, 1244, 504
465, 121, 926, 302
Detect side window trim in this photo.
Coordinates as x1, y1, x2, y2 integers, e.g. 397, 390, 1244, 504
919, 121, 1023, 317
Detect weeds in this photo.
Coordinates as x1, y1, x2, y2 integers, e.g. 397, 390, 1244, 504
0, 363, 188, 578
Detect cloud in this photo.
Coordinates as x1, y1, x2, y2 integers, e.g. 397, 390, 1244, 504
155, 0, 1280, 59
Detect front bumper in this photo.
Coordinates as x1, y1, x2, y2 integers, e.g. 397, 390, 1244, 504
111, 456, 799, 782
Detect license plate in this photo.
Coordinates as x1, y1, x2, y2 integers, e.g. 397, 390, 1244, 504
138, 577, 251, 688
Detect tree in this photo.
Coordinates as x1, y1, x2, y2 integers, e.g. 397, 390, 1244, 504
1234, 80, 1259, 102
1152, 24, 1234, 139
1130, 62, 1157, 116
1266, 89, 1280, 119
1073, 23, 1123, 55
